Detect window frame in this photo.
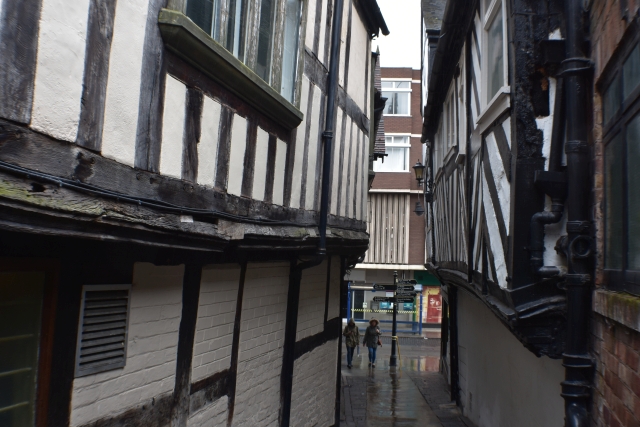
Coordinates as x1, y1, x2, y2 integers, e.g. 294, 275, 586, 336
480, 0, 509, 112
601, 25, 640, 296
373, 134, 411, 173
381, 79, 412, 116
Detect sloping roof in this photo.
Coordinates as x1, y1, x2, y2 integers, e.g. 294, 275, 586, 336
358, 0, 391, 38
422, 0, 446, 31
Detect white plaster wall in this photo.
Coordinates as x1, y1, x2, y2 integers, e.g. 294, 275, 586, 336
305, 85, 323, 210
273, 139, 287, 205
70, 263, 183, 426
457, 289, 564, 427
290, 77, 311, 209
101, 0, 150, 166
330, 108, 344, 216
317, 0, 328, 64
227, 114, 248, 196
197, 96, 222, 187
253, 127, 270, 201
296, 261, 328, 341
304, 0, 317, 51
327, 256, 341, 319
31, 0, 90, 142
338, 0, 350, 88
340, 120, 355, 217
481, 171, 508, 288
232, 263, 289, 427
355, 131, 364, 220
191, 264, 240, 382
187, 395, 228, 427
485, 132, 510, 231
361, 135, 369, 221
160, 75, 187, 178
290, 339, 338, 427
347, 10, 368, 112
348, 131, 360, 219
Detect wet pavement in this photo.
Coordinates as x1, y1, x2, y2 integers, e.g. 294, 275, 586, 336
340, 336, 475, 427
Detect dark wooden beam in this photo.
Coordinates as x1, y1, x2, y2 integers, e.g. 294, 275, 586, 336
226, 263, 247, 426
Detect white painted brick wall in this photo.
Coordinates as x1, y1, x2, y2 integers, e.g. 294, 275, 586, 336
232, 262, 289, 427
290, 339, 339, 427
187, 395, 228, 427
296, 261, 327, 341
327, 256, 341, 319
70, 263, 183, 426
191, 264, 241, 382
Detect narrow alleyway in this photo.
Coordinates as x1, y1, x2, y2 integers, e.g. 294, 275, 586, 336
340, 335, 475, 427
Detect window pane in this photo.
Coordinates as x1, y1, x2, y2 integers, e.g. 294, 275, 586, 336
227, 0, 247, 60
605, 133, 624, 269
280, 0, 301, 102
628, 114, 640, 269
395, 92, 409, 114
382, 91, 394, 114
604, 74, 621, 125
0, 272, 44, 427
487, 7, 504, 102
255, 0, 276, 83
396, 82, 410, 89
373, 147, 408, 172
186, 0, 214, 36
381, 81, 393, 88
623, 44, 640, 100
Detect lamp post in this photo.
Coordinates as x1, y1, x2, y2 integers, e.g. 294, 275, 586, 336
412, 159, 426, 186
390, 271, 398, 367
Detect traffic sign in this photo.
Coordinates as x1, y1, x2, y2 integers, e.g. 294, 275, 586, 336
396, 291, 417, 297
373, 284, 397, 291
396, 285, 415, 292
395, 296, 415, 303
373, 296, 395, 302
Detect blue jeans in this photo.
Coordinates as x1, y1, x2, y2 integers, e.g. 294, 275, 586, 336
368, 346, 377, 363
346, 346, 355, 366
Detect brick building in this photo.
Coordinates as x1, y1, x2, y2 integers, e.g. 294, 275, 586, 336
589, 1, 640, 425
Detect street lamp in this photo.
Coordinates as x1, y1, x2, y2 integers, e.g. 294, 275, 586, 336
414, 200, 425, 216
412, 159, 426, 186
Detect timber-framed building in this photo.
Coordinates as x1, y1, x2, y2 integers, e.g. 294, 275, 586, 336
0, 0, 387, 426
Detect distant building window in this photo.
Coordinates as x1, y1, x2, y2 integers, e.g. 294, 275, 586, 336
382, 81, 411, 115
483, 0, 507, 104
373, 135, 410, 172
603, 33, 640, 296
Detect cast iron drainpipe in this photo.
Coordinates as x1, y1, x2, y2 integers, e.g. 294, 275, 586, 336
530, 78, 566, 278
562, 0, 594, 425
318, 0, 345, 257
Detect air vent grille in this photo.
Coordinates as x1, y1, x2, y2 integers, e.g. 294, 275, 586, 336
75, 285, 131, 377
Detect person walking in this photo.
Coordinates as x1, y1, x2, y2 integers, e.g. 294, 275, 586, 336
363, 318, 381, 367
343, 319, 360, 368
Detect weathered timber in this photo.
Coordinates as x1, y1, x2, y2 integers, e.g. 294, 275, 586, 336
182, 87, 204, 182
241, 121, 258, 198
227, 263, 246, 426
78, 393, 173, 427
0, 120, 368, 232
189, 370, 231, 416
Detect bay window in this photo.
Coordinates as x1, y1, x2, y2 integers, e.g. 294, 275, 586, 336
382, 81, 411, 115
603, 32, 640, 295
184, 0, 302, 103
373, 136, 411, 172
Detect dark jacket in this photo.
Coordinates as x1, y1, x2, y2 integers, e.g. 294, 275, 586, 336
343, 324, 360, 347
363, 325, 381, 348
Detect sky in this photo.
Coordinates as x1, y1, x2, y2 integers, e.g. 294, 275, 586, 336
372, 0, 422, 70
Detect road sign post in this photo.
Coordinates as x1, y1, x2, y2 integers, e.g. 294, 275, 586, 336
390, 271, 398, 367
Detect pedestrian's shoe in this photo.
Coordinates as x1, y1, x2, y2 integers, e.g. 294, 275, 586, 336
372, 363, 375, 368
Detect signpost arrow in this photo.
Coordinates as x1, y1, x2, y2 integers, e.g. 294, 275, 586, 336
373, 296, 395, 302
373, 284, 397, 291
396, 291, 417, 297
396, 285, 415, 292
395, 296, 415, 303
397, 279, 417, 285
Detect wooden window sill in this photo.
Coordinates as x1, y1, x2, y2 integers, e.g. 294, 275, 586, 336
158, 9, 303, 130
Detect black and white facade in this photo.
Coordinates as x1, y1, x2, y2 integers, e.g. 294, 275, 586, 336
0, 0, 387, 426
420, 1, 590, 426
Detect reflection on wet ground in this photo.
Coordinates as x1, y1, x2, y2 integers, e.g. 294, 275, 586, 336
341, 338, 475, 427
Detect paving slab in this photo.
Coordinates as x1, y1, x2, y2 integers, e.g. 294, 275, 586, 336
340, 338, 475, 427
